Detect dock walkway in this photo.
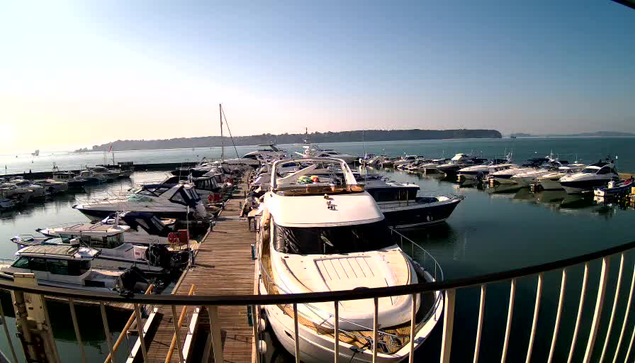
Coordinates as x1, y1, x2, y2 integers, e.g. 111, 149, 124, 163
144, 182, 256, 363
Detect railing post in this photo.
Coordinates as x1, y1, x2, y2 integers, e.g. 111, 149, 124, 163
334, 301, 339, 363
133, 304, 148, 362
473, 284, 486, 363
568, 262, 590, 363
501, 278, 517, 363
409, 293, 417, 363
68, 298, 87, 363
548, 268, 567, 363
0, 294, 19, 363
612, 264, 635, 363
373, 297, 379, 363
170, 304, 185, 363
583, 256, 610, 363
600, 253, 624, 362
440, 289, 455, 363
207, 305, 225, 363
100, 302, 116, 363
526, 273, 543, 363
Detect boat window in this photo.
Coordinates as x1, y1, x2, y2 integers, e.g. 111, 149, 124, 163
597, 167, 611, 175
169, 190, 187, 205
46, 260, 69, 275
150, 217, 167, 233
11, 257, 30, 269
582, 168, 599, 174
185, 187, 200, 202
274, 221, 394, 255
68, 260, 91, 276
28, 258, 47, 271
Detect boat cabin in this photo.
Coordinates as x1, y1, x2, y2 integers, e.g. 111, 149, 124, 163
7, 245, 98, 285
133, 183, 201, 207
161, 176, 220, 193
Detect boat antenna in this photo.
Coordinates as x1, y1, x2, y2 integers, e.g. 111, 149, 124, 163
219, 104, 225, 161
220, 105, 240, 159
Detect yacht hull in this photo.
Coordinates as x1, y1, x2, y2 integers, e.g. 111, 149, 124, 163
561, 179, 613, 194
74, 207, 190, 222
380, 197, 461, 229
538, 178, 563, 190
261, 281, 443, 363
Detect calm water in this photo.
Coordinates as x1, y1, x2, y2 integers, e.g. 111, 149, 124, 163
0, 138, 633, 361
3, 137, 635, 174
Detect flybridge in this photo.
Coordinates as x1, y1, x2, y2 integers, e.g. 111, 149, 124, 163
270, 157, 365, 195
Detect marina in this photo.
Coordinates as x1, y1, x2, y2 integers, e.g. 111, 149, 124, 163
0, 138, 634, 362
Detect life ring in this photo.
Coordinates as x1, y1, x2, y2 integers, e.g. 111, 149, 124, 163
167, 232, 178, 243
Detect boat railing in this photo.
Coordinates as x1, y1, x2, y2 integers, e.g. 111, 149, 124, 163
389, 227, 444, 282
1, 239, 635, 362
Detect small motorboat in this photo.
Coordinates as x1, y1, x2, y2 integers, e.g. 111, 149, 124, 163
594, 178, 634, 197
0, 245, 152, 293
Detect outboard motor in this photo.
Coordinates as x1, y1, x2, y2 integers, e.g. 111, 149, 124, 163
146, 244, 190, 272
115, 266, 149, 297
146, 244, 170, 268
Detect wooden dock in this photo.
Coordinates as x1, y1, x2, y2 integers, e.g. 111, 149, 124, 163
142, 181, 256, 363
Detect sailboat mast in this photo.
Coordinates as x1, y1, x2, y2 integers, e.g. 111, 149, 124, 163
220, 103, 225, 161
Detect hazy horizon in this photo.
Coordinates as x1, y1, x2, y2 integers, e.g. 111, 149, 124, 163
1, 0, 634, 153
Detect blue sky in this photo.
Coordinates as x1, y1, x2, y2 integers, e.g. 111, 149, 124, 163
0, 0, 633, 151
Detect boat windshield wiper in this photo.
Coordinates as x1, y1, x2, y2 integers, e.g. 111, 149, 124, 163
320, 234, 334, 247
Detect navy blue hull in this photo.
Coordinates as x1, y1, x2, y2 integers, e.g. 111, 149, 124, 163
381, 198, 461, 229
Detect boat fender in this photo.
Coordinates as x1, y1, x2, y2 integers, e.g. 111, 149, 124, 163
257, 340, 268, 354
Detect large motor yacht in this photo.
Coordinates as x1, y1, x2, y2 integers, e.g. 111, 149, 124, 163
436, 153, 486, 176
298, 144, 358, 164
258, 158, 444, 363
537, 164, 586, 190
73, 183, 207, 221
359, 173, 463, 229
560, 161, 620, 194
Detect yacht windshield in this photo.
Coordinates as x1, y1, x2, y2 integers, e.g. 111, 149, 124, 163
582, 168, 599, 174
274, 221, 394, 255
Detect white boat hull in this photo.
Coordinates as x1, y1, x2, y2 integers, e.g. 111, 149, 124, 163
262, 283, 443, 363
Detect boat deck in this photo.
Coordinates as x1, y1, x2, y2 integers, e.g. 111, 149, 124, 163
144, 180, 256, 363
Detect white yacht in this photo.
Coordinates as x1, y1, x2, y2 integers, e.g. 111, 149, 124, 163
457, 159, 514, 182
258, 158, 444, 363
0, 182, 33, 204
419, 158, 447, 174
298, 144, 358, 164
393, 155, 418, 168
73, 183, 207, 221
537, 164, 586, 190
35, 212, 182, 246
35, 179, 69, 195
241, 144, 287, 165
12, 179, 47, 200
53, 169, 88, 188
436, 153, 485, 176
560, 161, 619, 194
0, 245, 150, 293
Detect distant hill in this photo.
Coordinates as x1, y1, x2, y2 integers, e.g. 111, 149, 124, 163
78, 129, 502, 152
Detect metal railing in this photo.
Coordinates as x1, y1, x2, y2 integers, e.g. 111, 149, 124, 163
0, 238, 634, 362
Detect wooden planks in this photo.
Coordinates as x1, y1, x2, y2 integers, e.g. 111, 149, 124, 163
145, 181, 256, 363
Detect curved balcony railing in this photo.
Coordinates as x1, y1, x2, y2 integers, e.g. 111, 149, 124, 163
0, 236, 634, 362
